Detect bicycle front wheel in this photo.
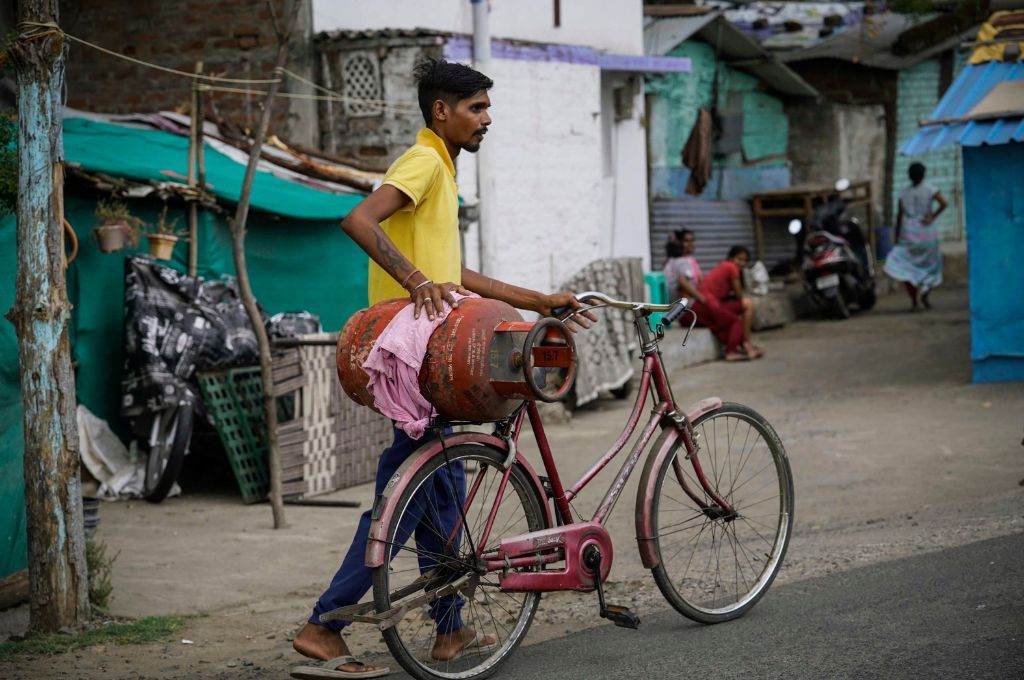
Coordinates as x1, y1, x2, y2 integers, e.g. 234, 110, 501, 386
651, 402, 793, 623
372, 444, 546, 680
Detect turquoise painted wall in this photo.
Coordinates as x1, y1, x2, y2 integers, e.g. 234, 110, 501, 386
963, 143, 1024, 383
893, 55, 967, 241
646, 40, 790, 200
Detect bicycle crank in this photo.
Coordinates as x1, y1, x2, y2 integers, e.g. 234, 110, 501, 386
583, 544, 640, 629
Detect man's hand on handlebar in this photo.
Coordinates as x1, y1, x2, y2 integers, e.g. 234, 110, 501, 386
541, 292, 599, 333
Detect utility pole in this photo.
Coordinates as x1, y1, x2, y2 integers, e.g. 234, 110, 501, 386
229, 0, 302, 529
471, 0, 491, 275
7, 1, 89, 631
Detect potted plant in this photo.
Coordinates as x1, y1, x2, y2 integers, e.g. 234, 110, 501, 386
144, 205, 187, 260
93, 200, 140, 253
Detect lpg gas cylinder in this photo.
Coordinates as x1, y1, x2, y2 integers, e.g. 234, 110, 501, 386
336, 297, 577, 423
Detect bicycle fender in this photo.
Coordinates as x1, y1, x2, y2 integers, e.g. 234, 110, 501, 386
635, 397, 723, 569
364, 433, 554, 568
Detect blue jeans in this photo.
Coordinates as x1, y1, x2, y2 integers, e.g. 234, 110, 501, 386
310, 427, 466, 634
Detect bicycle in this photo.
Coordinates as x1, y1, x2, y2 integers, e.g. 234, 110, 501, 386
323, 291, 794, 680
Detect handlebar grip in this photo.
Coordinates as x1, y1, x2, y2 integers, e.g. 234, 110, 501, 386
550, 304, 574, 319
663, 299, 689, 325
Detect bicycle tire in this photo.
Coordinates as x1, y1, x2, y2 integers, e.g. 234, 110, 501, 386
650, 402, 793, 624
143, 405, 192, 503
372, 444, 546, 680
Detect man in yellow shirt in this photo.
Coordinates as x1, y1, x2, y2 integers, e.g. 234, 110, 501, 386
292, 59, 591, 678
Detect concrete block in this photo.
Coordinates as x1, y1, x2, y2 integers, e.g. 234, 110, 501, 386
660, 326, 720, 371
751, 292, 796, 330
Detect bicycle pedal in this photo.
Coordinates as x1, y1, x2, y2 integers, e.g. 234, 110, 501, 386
601, 604, 641, 629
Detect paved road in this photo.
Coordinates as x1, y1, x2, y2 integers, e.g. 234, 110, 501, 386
410, 533, 1024, 679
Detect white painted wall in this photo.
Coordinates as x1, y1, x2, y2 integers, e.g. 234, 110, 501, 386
601, 72, 650, 269
315, 0, 651, 293
313, 0, 644, 54
458, 58, 604, 291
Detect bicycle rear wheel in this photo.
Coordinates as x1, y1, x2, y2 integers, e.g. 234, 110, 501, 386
372, 444, 546, 680
651, 402, 793, 623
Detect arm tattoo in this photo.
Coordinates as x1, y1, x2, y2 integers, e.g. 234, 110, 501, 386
373, 230, 413, 281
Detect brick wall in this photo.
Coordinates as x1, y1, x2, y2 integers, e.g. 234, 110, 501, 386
893, 53, 966, 242
60, 0, 318, 146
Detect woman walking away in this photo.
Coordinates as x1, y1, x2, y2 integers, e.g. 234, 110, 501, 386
884, 162, 947, 311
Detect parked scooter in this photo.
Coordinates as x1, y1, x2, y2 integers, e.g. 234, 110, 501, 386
789, 178, 876, 319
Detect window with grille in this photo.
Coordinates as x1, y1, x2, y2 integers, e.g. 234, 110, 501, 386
342, 52, 383, 118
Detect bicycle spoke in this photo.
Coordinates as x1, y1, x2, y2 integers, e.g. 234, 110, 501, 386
654, 409, 791, 619
379, 448, 543, 679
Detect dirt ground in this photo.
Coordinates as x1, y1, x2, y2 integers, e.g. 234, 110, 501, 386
3, 284, 1022, 679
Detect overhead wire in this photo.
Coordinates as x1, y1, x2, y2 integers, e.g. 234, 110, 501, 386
17, 21, 422, 113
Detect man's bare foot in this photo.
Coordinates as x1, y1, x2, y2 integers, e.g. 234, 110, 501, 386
724, 351, 750, 362
293, 621, 384, 674
431, 627, 498, 661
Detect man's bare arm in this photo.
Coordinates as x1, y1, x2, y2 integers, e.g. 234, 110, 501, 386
340, 184, 417, 285
462, 268, 595, 329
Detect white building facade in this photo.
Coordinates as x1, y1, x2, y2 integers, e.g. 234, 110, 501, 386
313, 0, 690, 293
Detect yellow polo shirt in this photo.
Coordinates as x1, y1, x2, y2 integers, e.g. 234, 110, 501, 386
367, 128, 462, 304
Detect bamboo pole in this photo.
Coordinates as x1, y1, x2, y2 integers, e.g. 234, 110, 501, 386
188, 61, 203, 276
6, 1, 90, 631
229, 0, 301, 529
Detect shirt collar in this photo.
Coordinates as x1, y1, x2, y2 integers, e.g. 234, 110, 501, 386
416, 128, 456, 177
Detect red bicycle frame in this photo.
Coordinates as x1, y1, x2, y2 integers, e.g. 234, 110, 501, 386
469, 308, 733, 577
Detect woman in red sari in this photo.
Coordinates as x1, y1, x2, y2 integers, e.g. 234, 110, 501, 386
691, 246, 764, 361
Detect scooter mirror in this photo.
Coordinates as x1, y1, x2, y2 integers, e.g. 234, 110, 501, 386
787, 219, 803, 235
835, 178, 851, 192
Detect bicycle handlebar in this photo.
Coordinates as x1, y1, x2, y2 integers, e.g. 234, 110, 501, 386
573, 291, 689, 313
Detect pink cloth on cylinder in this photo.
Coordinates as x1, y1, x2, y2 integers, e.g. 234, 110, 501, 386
362, 293, 478, 439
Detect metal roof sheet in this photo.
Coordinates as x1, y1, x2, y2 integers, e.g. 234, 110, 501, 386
901, 61, 1024, 154
644, 13, 818, 98
776, 12, 974, 71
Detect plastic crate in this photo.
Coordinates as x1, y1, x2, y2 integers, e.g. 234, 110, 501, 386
197, 366, 270, 503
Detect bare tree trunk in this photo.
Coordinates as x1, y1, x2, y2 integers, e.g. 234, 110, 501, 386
229, 0, 301, 529
6, 1, 89, 631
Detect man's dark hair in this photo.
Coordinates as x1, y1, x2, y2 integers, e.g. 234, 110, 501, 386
674, 228, 694, 241
727, 245, 750, 260
413, 58, 493, 125
666, 240, 683, 258
908, 162, 926, 184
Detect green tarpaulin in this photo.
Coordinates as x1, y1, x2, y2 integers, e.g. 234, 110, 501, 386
63, 117, 364, 220
1, 117, 369, 577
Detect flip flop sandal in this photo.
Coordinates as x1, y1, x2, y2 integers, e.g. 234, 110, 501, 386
427, 631, 499, 664
291, 655, 391, 679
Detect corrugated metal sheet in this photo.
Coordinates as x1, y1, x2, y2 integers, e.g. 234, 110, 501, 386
650, 199, 793, 272
902, 61, 1024, 154
777, 12, 974, 71
644, 14, 818, 98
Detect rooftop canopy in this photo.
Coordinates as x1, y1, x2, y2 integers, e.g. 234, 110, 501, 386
63, 115, 365, 221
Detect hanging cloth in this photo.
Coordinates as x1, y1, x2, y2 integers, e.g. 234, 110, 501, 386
682, 107, 713, 196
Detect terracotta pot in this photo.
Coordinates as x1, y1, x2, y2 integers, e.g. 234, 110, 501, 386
94, 223, 127, 253
147, 233, 178, 260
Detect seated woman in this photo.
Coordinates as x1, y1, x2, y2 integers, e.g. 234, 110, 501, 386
692, 246, 764, 361
662, 228, 702, 305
